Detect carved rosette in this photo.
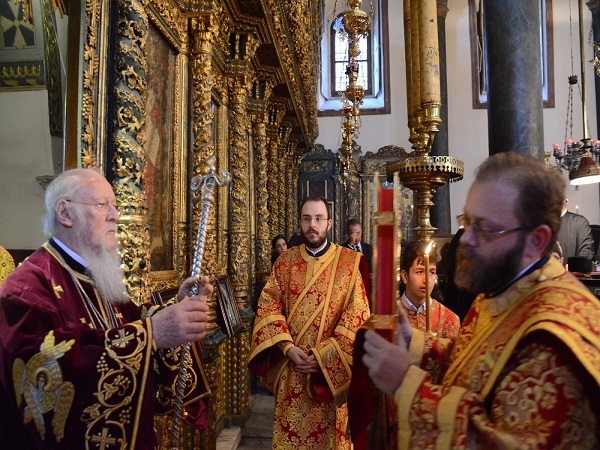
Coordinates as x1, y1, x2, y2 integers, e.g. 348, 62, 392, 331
228, 76, 251, 305
253, 113, 270, 272
112, 0, 151, 305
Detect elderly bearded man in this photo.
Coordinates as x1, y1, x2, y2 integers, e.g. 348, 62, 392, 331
0, 168, 212, 449
360, 152, 600, 448
249, 195, 370, 449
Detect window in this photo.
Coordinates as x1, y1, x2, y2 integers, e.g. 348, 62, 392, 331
319, 0, 389, 115
469, 0, 554, 108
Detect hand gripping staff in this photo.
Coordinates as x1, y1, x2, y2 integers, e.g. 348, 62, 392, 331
169, 164, 231, 449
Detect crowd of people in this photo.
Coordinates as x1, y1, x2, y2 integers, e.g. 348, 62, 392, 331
2, 152, 600, 449
260, 152, 600, 448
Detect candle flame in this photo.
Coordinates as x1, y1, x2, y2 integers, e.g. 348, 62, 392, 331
424, 240, 434, 256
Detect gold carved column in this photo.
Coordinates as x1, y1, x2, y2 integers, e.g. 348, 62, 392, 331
277, 121, 293, 235
190, 15, 224, 338
253, 112, 271, 272
227, 73, 253, 417
188, 13, 228, 449
267, 102, 286, 234
285, 138, 299, 237
112, 0, 151, 305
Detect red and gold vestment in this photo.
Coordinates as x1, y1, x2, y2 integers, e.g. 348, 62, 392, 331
248, 243, 370, 449
0, 241, 209, 449
400, 297, 460, 339
395, 257, 600, 448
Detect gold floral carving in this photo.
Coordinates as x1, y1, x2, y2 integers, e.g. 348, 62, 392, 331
276, 121, 292, 236
263, 0, 318, 147
266, 101, 286, 234
147, 0, 188, 50
227, 76, 250, 303
80, 0, 102, 167
252, 113, 270, 272
113, 0, 151, 305
284, 138, 298, 237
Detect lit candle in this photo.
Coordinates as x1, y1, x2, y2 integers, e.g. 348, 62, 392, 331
576, 205, 579, 214
424, 241, 434, 333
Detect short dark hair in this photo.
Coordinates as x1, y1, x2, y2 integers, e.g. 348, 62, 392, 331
299, 196, 329, 219
474, 152, 565, 255
401, 241, 439, 274
346, 218, 361, 233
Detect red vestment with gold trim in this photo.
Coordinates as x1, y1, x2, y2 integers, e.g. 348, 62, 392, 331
400, 297, 460, 339
248, 243, 370, 449
395, 257, 600, 448
0, 241, 209, 449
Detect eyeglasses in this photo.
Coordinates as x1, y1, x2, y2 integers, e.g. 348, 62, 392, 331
456, 214, 532, 242
301, 215, 328, 225
66, 199, 118, 212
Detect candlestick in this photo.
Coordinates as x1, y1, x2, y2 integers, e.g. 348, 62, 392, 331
418, 0, 440, 105
424, 240, 433, 333
375, 187, 394, 315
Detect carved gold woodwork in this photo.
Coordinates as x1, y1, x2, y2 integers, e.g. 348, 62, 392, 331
285, 139, 299, 237
227, 76, 251, 307
111, 0, 151, 305
75, 0, 323, 446
267, 102, 286, 235
252, 113, 270, 272
277, 121, 293, 235
263, 0, 318, 145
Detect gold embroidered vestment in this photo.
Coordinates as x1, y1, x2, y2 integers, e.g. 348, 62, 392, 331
249, 244, 370, 449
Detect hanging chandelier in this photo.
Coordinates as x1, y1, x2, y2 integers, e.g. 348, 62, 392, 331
549, 0, 600, 185
334, 0, 373, 186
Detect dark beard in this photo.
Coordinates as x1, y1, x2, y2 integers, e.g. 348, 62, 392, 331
455, 234, 525, 295
301, 228, 327, 251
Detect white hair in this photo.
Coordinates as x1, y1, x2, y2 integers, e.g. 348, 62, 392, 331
43, 168, 103, 238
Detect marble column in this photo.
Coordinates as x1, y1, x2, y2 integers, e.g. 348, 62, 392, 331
588, 0, 600, 138
430, 0, 451, 234
483, 0, 544, 157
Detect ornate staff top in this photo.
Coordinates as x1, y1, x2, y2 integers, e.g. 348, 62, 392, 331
169, 161, 230, 449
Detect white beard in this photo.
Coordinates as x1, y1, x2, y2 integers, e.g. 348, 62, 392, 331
80, 246, 129, 304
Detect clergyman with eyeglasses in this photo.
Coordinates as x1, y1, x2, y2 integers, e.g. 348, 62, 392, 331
0, 168, 212, 448
357, 152, 600, 447
249, 195, 370, 449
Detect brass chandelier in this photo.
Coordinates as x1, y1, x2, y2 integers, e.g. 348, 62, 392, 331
549, 0, 600, 185
334, 0, 373, 186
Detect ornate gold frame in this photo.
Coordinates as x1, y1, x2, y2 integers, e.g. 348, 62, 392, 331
144, 1, 190, 292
